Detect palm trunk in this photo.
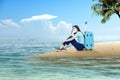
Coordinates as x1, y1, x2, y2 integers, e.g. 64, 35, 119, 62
117, 13, 120, 18
116, 11, 120, 18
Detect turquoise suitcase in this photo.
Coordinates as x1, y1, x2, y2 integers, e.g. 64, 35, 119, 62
84, 31, 94, 50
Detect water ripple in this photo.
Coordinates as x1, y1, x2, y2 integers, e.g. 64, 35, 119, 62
0, 39, 120, 80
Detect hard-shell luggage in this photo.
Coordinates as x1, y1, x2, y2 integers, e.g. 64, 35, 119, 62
84, 31, 94, 50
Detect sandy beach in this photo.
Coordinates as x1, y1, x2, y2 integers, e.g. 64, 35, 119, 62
33, 41, 120, 58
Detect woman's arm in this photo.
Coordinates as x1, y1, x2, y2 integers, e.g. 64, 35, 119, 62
64, 34, 77, 42
70, 28, 74, 35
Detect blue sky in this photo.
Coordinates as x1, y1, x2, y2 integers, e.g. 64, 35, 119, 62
0, 0, 120, 41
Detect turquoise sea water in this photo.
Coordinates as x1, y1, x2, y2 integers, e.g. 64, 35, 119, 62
0, 39, 120, 80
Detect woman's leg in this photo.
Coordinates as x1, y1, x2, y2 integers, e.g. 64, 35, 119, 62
59, 36, 73, 50
62, 41, 71, 49
70, 39, 85, 51
59, 40, 71, 50
58, 39, 85, 51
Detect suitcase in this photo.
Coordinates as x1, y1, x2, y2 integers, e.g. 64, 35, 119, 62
84, 31, 94, 50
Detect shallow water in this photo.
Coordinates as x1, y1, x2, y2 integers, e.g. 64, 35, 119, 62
0, 39, 120, 80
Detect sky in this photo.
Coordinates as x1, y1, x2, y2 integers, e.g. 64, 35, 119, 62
0, 0, 120, 41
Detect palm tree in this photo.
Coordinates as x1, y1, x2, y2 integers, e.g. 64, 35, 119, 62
92, 0, 120, 23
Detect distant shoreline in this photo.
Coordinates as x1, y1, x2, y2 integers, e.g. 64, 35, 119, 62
0, 38, 120, 43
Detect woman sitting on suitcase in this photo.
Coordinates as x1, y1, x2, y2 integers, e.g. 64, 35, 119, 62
55, 25, 85, 51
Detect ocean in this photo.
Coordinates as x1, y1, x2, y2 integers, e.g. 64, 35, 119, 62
0, 39, 120, 80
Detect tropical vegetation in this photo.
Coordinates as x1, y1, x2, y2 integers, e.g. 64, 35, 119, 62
92, 0, 120, 23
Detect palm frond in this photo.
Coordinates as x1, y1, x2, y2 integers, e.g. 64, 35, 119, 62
116, 6, 120, 11
101, 10, 114, 23
91, 0, 120, 23
91, 3, 103, 15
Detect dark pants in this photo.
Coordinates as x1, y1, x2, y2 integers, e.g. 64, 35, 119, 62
63, 36, 85, 51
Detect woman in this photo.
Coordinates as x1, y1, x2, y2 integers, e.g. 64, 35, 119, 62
56, 25, 85, 51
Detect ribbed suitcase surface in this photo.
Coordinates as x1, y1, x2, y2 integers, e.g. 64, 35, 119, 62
84, 31, 94, 50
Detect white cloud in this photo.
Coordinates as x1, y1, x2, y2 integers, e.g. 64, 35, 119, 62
20, 13, 71, 33
55, 21, 72, 35
0, 14, 73, 39
44, 20, 72, 33
1, 19, 21, 28
57, 21, 72, 29
0, 23, 4, 28
20, 14, 57, 23
45, 21, 56, 32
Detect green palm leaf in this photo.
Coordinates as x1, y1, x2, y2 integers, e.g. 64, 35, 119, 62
92, 0, 120, 23
101, 10, 114, 23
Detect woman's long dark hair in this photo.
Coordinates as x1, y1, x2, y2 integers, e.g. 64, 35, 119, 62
72, 25, 81, 32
